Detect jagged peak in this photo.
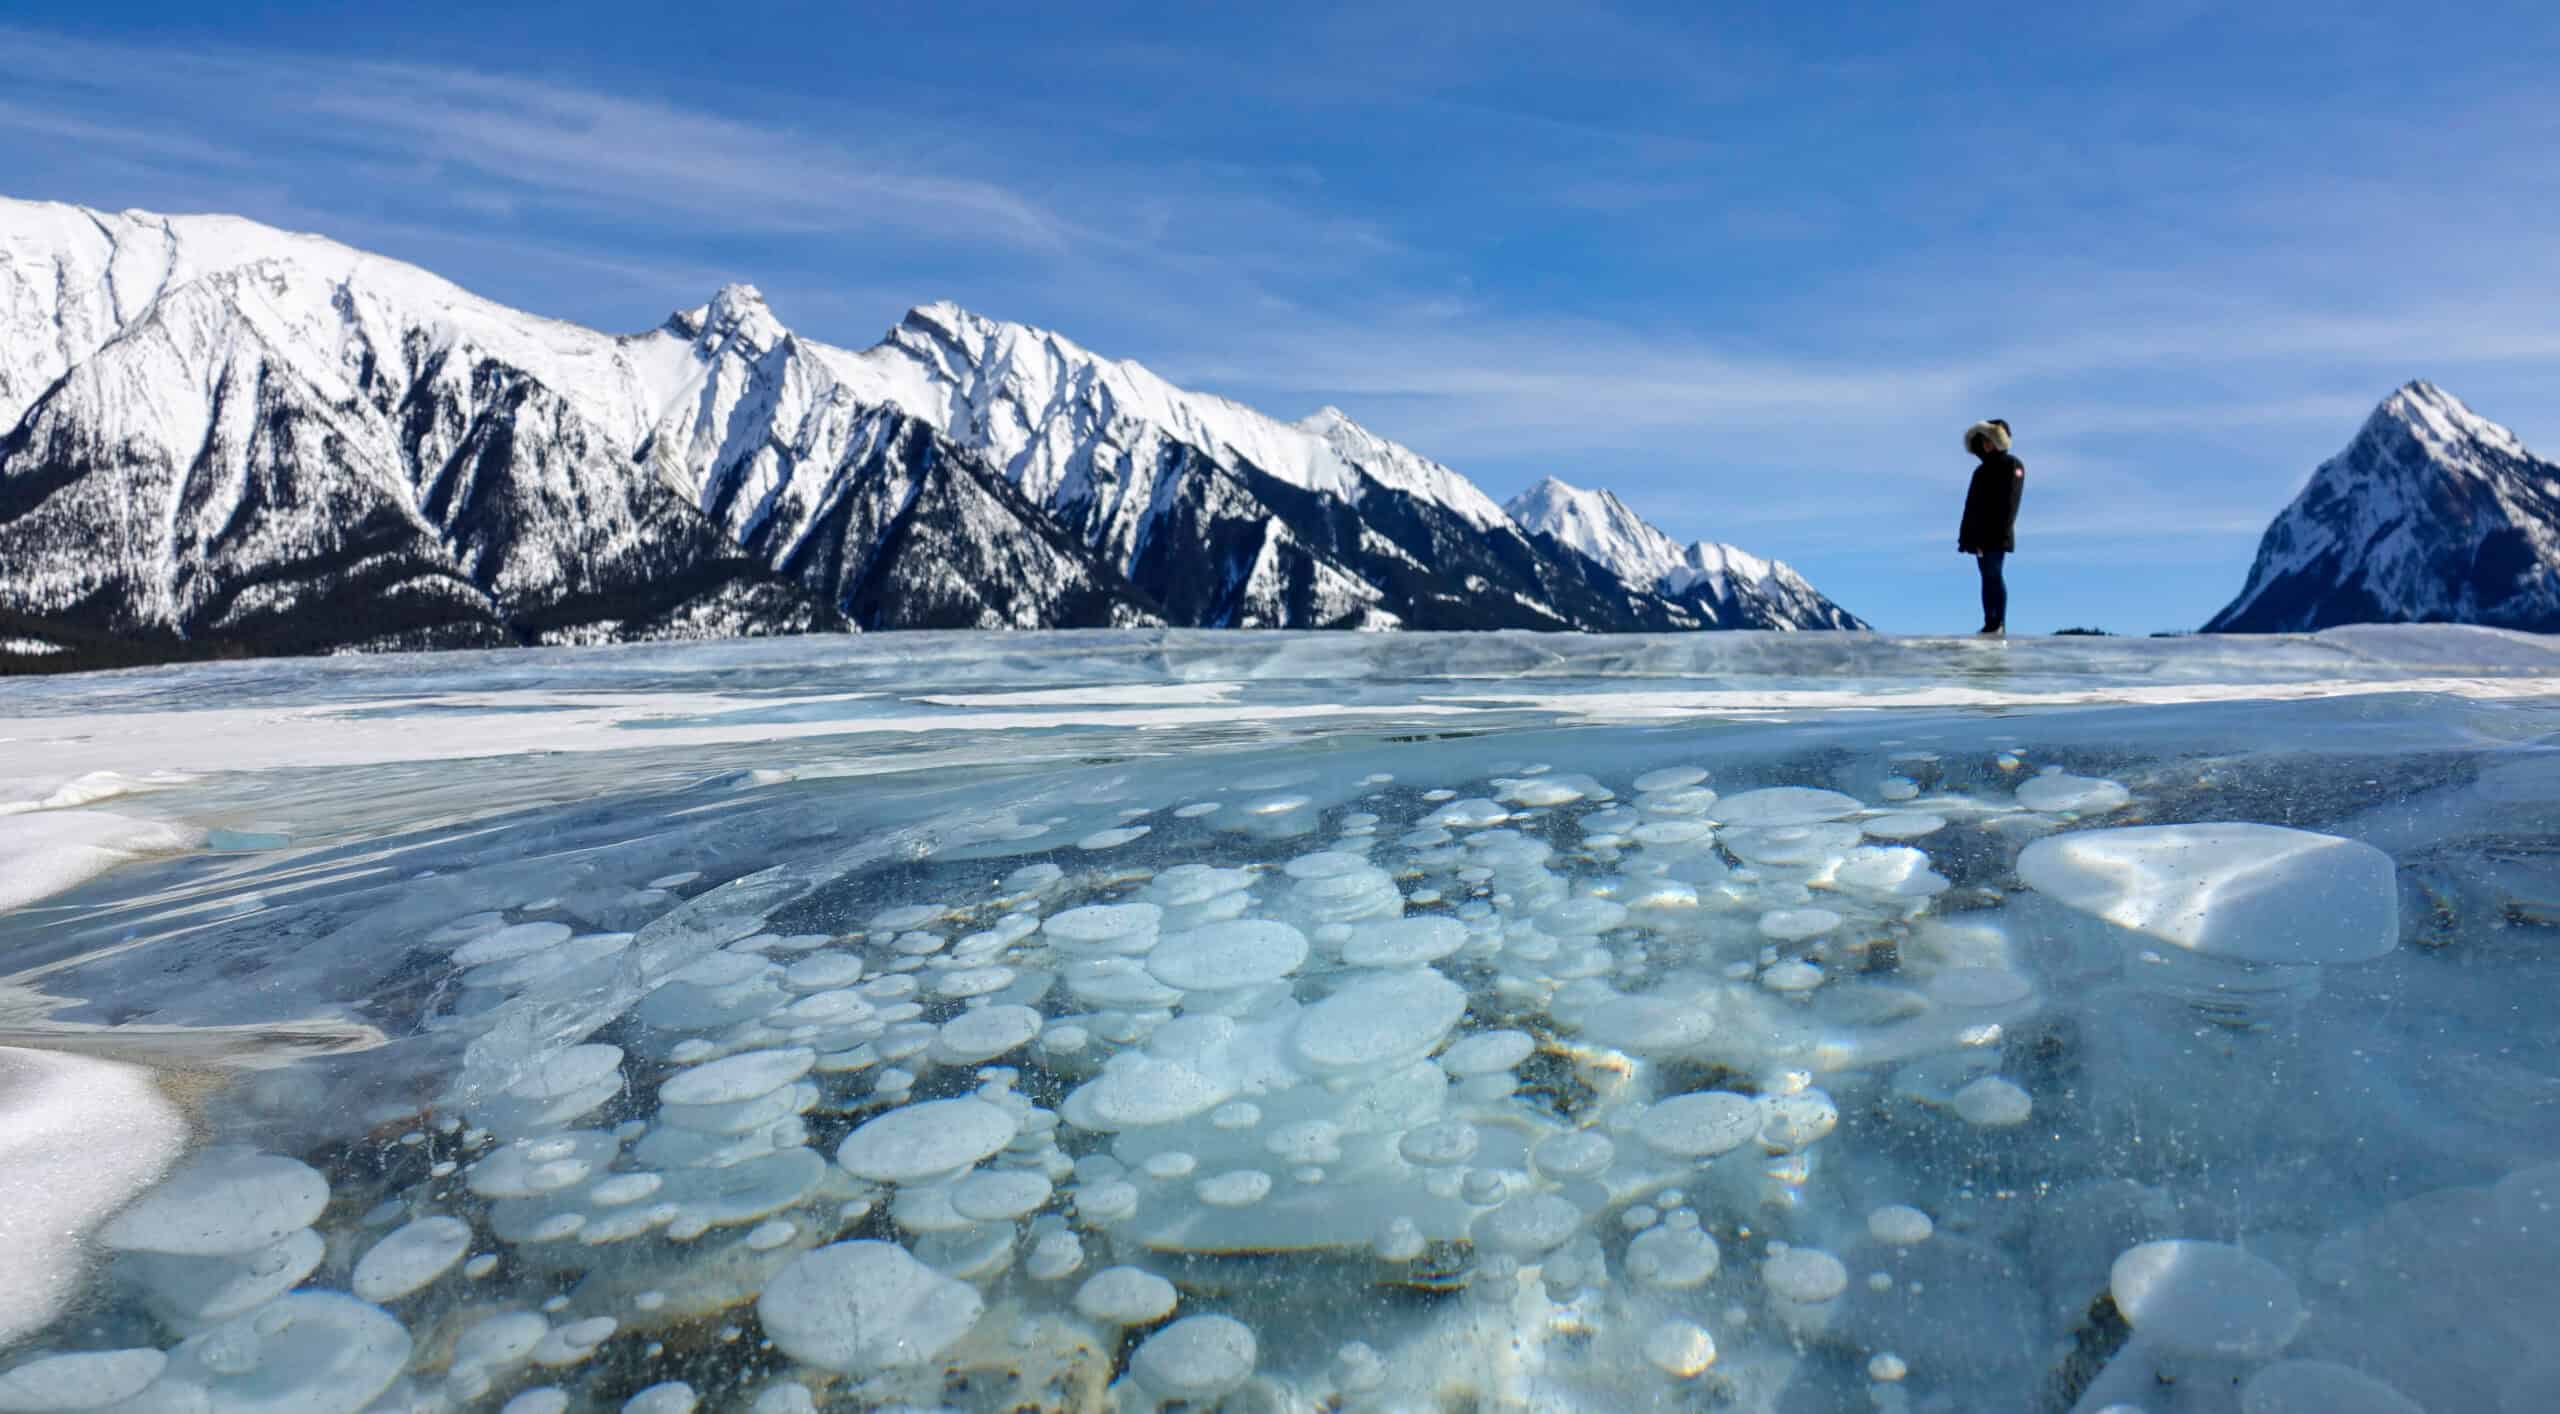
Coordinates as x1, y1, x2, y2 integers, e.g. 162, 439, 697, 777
673, 282, 785, 352
2363, 380, 2528, 463
707, 282, 768, 320
1507, 475, 1629, 519
890, 300, 1116, 373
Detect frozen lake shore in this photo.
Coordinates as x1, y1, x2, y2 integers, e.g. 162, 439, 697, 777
1, 627, 2555, 1412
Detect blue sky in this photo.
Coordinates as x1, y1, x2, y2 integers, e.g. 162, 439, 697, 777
6, 2, 2558, 633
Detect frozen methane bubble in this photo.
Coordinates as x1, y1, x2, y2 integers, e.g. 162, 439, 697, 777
1074, 1266, 1179, 1325
1041, 903, 1163, 954
2015, 772, 2133, 814
1438, 1029, 1535, 1076
452, 1310, 548, 1370
1532, 1130, 1615, 1179
1644, 1319, 1718, 1377
2110, 1240, 2306, 1357
1952, 1075, 2033, 1127
1479, 1194, 1582, 1254
123, 1229, 325, 1326
757, 1241, 984, 1374
1339, 916, 1467, 968
1763, 1247, 1850, 1303
1724, 824, 1858, 866
870, 904, 948, 931
469, 1131, 619, 1199
0, 1349, 166, 1410
1627, 1225, 1721, 1288
836, 1098, 1020, 1183
98, 1147, 329, 1256
1398, 1120, 1481, 1167
2240, 1361, 2426, 1414
950, 1169, 1054, 1221
1641, 1092, 1762, 1159
1292, 971, 1466, 1074
351, 1215, 472, 1302
1064, 1057, 1233, 1130
782, 954, 863, 991
1758, 909, 1842, 942
2017, 824, 2398, 965
1634, 767, 1709, 792
1867, 1205, 1936, 1245
1129, 1315, 1257, 1402
150, 1292, 413, 1413
1833, 845, 1950, 897
659, 1048, 814, 1107
930, 1005, 1042, 1064
1195, 1170, 1273, 1207
452, 921, 574, 966
1715, 787, 1864, 826
1639, 786, 1719, 817
1861, 812, 1947, 840
1761, 960, 1824, 993
1144, 921, 1309, 991
1758, 1091, 1839, 1152
1537, 898, 1629, 936
1576, 993, 1716, 1052
1026, 1230, 1084, 1280
623, 1384, 697, 1414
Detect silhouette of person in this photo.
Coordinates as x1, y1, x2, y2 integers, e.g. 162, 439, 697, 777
1958, 419, 2024, 635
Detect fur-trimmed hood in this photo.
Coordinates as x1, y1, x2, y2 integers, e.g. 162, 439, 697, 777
1965, 419, 2012, 456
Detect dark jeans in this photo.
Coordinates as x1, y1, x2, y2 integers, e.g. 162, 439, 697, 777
1976, 551, 2007, 630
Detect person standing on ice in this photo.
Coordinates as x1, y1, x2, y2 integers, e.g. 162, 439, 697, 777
1957, 418, 2024, 636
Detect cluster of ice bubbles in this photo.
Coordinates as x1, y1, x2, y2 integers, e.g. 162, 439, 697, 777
5, 750, 2541, 1412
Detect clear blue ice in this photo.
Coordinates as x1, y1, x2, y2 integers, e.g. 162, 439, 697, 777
1, 627, 2555, 1412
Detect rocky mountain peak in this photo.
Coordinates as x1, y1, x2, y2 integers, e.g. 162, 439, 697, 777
679, 282, 786, 352
2206, 382, 2560, 634
2362, 379, 2529, 466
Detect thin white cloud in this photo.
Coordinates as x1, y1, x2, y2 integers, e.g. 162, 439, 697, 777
0, 26, 1068, 249
0, 99, 252, 167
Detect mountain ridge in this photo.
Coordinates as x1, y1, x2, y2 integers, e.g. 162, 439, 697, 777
1506, 476, 1866, 631
0, 197, 1864, 670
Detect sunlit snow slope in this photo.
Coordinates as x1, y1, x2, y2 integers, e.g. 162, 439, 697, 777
1506, 477, 1866, 631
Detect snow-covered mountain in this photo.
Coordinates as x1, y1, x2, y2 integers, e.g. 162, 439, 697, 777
1506, 477, 1866, 630
0, 203, 832, 665
0, 198, 1863, 668
2206, 382, 2560, 634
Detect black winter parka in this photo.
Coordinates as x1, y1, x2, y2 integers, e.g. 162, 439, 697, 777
1958, 452, 2025, 554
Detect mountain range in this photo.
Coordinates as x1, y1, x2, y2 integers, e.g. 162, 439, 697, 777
2207, 381, 2560, 634
0, 199, 1864, 671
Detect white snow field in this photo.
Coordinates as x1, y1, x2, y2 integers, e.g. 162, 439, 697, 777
1, 625, 2557, 1411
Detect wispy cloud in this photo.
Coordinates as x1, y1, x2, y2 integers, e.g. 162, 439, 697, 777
0, 27, 1069, 250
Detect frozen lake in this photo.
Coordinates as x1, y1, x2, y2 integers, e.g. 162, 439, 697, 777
3, 627, 2557, 1412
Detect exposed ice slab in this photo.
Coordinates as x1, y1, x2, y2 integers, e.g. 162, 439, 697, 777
2019, 823, 2398, 963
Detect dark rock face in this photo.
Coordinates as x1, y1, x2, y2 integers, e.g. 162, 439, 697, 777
2208, 382, 2560, 633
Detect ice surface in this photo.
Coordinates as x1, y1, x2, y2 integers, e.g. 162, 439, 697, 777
3, 625, 2559, 1409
